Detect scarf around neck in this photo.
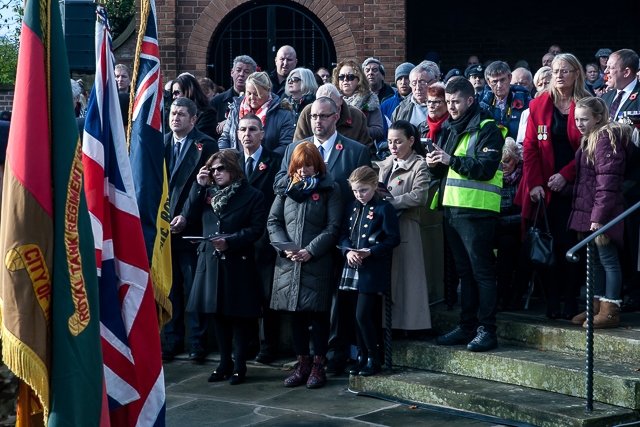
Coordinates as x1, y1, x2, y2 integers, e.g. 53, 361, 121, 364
285, 174, 320, 203
426, 112, 449, 142
239, 93, 273, 126
210, 180, 242, 214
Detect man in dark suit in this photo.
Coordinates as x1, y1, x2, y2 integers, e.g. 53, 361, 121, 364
602, 49, 640, 312
275, 97, 371, 374
162, 97, 219, 361
236, 113, 283, 364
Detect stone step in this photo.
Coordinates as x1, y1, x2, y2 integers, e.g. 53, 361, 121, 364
431, 304, 640, 366
350, 369, 639, 427
392, 339, 640, 409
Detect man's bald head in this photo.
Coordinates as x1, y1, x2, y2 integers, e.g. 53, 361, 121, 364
275, 45, 298, 80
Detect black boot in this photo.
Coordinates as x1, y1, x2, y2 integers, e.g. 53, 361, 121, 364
349, 349, 367, 375
358, 353, 381, 376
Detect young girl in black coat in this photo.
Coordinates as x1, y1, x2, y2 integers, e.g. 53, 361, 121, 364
338, 166, 401, 376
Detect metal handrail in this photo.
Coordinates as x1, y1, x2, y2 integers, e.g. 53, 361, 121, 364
566, 199, 640, 411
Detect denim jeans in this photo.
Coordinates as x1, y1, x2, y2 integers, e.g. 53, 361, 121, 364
593, 242, 622, 301
445, 216, 498, 334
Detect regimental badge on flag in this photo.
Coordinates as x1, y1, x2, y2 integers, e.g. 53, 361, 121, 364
0, 0, 103, 424
83, 6, 166, 427
127, 0, 172, 330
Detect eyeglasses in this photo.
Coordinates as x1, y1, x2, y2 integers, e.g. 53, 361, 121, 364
172, 90, 182, 97
426, 100, 442, 106
209, 165, 226, 174
338, 74, 358, 82
237, 126, 260, 133
410, 79, 435, 88
287, 77, 301, 84
310, 113, 335, 121
551, 69, 575, 76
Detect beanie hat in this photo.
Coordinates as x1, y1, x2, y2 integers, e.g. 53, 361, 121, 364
395, 62, 415, 82
595, 48, 612, 58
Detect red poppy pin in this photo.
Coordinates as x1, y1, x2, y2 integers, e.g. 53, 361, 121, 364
366, 212, 374, 220
512, 99, 523, 110
631, 93, 637, 101
336, 143, 344, 151
196, 143, 203, 150
312, 193, 320, 201
258, 162, 267, 171
345, 118, 352, 125
397, 176, 403, 184
205, 195, 212, 205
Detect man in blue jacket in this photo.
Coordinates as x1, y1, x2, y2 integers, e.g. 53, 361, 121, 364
477, 61, 531, 140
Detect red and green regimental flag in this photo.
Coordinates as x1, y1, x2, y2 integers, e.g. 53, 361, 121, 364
0, 0, 104, 424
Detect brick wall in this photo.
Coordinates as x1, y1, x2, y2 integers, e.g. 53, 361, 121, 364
0, 86, 14, 111
115, 0, 407, 84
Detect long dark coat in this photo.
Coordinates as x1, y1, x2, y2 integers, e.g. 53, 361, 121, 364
268, 173, 343, 312
338, 195, 401, 294
183, 180, 267, 317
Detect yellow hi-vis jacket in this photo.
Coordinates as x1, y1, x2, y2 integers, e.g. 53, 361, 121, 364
431, 119, 507, 213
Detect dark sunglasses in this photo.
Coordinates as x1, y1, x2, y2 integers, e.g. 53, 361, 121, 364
287, 77, 301, 84
172, 90, 182, 96
338, 74, 358, 82
209, 165, 226, 174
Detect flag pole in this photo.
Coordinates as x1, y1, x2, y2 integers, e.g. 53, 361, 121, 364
16, 380, 31, 427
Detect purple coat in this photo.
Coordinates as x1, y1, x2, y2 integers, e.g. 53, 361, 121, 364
568, 128, 632, 248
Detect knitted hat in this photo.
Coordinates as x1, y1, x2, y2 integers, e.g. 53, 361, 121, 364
395, 62, 415, 82
595, 48, 612, 58
362, 58, 386, 76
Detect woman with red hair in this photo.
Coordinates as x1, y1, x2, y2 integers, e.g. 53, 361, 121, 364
268, 142, 343, 389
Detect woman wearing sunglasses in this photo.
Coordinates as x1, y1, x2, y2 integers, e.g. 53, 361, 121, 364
182, 150, 268, 385
172, 73, 218, 140
284, 68, 318, 125
218, 71, 295, 155
332, 59, 384, 146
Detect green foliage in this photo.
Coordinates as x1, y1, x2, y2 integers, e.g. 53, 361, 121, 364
105, 0, 135, 41
0, 35, 17, 84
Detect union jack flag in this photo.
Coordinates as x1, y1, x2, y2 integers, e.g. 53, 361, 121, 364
82, 6, 166, 426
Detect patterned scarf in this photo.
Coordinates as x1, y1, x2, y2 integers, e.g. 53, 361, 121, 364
284, 174, 320, 203
210, 180, 242, 214
239, 93, 273, 126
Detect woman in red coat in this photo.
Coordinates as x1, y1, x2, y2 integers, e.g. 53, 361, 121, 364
516, 53, 589, 319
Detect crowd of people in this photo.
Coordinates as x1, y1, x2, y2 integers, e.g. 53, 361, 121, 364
108, 44, 640, 388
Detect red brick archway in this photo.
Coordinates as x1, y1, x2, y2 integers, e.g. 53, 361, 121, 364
183, 0, 358, 76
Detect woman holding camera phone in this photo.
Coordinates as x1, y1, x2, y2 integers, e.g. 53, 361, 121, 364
182, 150, 267, 385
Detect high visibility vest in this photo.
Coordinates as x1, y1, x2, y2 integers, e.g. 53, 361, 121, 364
432, 119, 506, 212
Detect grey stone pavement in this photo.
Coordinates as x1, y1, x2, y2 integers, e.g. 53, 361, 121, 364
164, 358, 512, 427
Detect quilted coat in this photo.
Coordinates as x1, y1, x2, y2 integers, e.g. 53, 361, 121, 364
268, 172, 343, 312
568, 128, 632, 248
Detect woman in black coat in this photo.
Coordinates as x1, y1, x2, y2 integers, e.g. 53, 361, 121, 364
183, 150, 267, 385
172, 74, 218, 140
268, 142, 342, 389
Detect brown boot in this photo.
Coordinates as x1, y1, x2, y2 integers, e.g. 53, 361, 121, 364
284, 355, 311, 387
572, 298, 601, 325
306, 356, 327, 389
590, 301, 621, 329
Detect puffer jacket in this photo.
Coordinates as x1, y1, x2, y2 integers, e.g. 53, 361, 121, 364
268, 172, 343, 312
478, 84, 531, 139
218, 93, 295, 155
568, 127, 632, 248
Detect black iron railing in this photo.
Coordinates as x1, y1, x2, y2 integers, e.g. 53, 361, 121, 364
566, 199, 640, 411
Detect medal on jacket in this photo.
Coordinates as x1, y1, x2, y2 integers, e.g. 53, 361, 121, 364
537, 125, 548, 140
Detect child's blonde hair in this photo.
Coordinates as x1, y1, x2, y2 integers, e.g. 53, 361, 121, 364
575, 96, 632, 164
348, 166, 378, 188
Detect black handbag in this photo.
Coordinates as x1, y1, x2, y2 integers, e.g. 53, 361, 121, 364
523, 200, 556, 268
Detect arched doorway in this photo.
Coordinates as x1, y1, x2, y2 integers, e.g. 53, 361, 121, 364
207, 1, 336, 88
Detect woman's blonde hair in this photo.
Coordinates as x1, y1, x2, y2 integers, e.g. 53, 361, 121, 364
575, 96, 632, 163
331, 59, 370, 97
245, 71, 272, 98
549, 53, 589, 103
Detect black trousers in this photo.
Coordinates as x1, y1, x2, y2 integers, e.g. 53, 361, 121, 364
445, 216, 498, 334
347, 291, 380, 355
213, 314, 254, 374
290, 311, 330, 357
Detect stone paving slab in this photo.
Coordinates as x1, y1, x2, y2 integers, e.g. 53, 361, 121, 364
164, 361, 511, 427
